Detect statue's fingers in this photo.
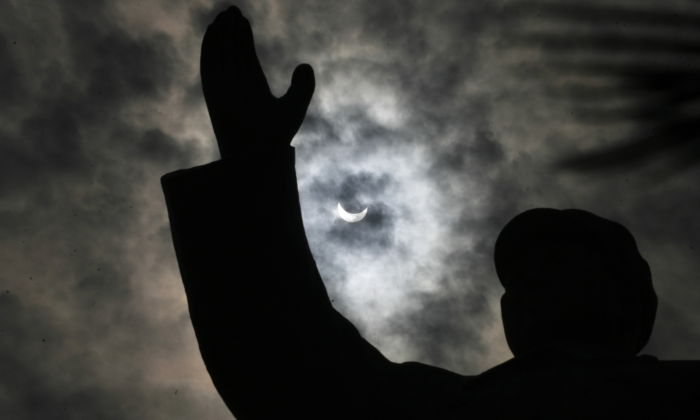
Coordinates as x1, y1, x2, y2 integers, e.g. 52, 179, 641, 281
278, 64, 315, 143
201, 23, 224, 86
281, 64, 315, 112
212, 9, 241, 79
201, 21, 237, 140
238, 15, 273, 98
201, 25, 222, 105
226, 4, 243, 18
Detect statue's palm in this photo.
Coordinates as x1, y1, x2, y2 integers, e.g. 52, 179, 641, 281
201, 6, 315, 158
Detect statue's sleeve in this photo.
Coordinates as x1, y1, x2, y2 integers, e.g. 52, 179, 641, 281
160, 146, 465, 420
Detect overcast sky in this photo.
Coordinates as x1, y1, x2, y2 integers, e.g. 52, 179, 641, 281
1, 0, 699, 418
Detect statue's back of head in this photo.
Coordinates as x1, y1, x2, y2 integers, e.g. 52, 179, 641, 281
495, 208, 657, 360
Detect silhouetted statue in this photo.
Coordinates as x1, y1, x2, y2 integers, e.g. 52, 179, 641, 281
161, 5, 699, 419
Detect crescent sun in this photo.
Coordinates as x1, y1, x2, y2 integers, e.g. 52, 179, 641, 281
338, 203, 368, 223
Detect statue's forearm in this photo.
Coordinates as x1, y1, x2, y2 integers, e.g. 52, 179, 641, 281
161, 147, 393, 419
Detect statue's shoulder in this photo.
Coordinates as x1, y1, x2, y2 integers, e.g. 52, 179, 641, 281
446, 351, 699, 419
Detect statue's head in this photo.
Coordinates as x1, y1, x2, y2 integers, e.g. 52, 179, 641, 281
494, 208, 657, 360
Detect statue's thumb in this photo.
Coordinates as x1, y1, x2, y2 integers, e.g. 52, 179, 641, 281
282, 64, 315, 118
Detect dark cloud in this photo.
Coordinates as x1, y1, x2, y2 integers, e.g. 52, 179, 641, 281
432, 126, 504, 174
189, 1, 232, 36
389, 279, 492, 372
0, 31, 24, 111
181, 78, 205, 110
327, 202, 395, 249
0, 0, 213, 418
336, 172, 393, 207
3, 0, 700, 418
134, 128, 197, 166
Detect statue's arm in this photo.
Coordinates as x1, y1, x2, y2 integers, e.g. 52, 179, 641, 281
161, 146, 464, 419
164, 5, 465, 417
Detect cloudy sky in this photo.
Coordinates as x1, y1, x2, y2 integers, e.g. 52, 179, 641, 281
2, 0, 699, 418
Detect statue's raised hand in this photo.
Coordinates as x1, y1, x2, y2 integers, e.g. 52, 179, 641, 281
201, 5, 315, 158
